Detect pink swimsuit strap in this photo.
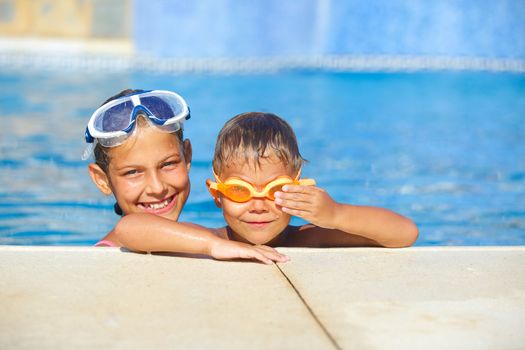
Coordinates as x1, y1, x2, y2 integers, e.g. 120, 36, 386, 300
94, 239, 118, 247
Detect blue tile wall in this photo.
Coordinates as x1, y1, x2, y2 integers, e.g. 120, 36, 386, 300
134, 0, 525, 59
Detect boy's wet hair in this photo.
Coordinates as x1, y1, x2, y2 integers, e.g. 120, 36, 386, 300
93, 88, 184, 174
212, 112, 305, 175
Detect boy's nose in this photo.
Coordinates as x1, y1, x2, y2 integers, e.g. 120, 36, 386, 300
249, 197, 269, 213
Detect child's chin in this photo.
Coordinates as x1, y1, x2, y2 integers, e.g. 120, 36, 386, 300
248, 238, 273, 245
242, 227, 289, 245
245, 233, 280, 246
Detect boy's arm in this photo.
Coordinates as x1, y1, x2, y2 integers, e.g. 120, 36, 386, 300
275, 185, 418, 248
114, 213, 289, 264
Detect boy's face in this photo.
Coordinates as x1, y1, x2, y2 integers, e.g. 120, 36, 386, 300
92, 125, 192, 221
217, 157, 293, 245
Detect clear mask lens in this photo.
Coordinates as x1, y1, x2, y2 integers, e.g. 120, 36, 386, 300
97, 132, 131, 147
94, 100, 135, 133
98, 117, 182, 148
140, 96, 181, 122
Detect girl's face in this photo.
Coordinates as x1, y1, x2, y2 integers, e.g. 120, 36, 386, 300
90, 125, 191, 221
216, 157, 293, 245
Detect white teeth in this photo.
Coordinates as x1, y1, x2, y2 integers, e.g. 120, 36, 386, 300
145, 197, 171, 210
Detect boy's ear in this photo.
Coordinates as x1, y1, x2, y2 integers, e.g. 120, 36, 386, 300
87, 163, 113, 196
183, 139, 192, 172
206, 179, 222, 208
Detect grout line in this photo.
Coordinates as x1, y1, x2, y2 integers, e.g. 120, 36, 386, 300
275, 263, 342, 350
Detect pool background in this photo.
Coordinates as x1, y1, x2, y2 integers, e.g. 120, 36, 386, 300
1, 1, 524, 246
0, 68, 524, 246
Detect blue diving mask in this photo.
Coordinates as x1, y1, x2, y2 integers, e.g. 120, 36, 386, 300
82, 90, 190, 159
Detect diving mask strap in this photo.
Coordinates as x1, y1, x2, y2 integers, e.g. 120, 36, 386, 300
81, 140, 97, 161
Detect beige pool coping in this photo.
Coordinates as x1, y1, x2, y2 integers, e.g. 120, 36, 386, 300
1, 246, 524, 350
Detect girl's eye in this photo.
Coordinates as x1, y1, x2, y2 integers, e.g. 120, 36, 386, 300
162, 160, 179, 169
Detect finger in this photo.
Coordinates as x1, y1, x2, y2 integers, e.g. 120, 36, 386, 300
275, 198, 314, 214
274, 193, 310, 204
256, 245, 290, 262
256, 245, 279, 254
274, 190, 314, 204
281, 184, 315, 194
281, 206, 311, 219
255, 245, 288, 260
245, 250, 273, 265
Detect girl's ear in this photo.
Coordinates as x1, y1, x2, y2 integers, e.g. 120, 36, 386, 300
183, 139, 192, 172
88, 163, 113, 196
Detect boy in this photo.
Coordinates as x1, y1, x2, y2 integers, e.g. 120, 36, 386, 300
115, 112, 418, 262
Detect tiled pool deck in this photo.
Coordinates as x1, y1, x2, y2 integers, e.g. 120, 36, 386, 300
1, 246, 524, 349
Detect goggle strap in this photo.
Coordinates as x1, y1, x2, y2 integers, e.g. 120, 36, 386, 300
298, 178, 316, 186
81, 141, 96, 161
212, 169, 222, 183
206, 179, 219, 201
84, 127, 94, 143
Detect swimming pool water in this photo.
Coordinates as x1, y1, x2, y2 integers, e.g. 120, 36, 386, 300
0, 69, 524, 246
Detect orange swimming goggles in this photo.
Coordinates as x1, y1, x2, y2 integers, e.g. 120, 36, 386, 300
206, 170, 316, 203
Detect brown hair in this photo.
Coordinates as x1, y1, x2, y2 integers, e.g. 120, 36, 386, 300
93, 89, 184, 173
212, 112, 305, 175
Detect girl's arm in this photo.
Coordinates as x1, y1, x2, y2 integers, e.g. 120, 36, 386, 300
275, 185, 419, 248
114, 213, 289, 264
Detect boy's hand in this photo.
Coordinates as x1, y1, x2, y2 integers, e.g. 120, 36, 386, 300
208, 239, 290, 265
274, 185, 340, 229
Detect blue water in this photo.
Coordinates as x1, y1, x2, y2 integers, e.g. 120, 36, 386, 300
0, 69, 524, 246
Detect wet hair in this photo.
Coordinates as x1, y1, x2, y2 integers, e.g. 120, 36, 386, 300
212, 112, 305, 175
93, 89, 184, 173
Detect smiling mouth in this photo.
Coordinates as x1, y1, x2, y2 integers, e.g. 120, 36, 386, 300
245, 220, 274, 228
139, 195, 176, 214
